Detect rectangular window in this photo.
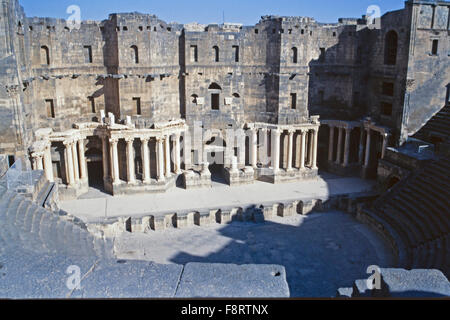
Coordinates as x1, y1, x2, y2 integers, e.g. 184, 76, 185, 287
84, 45, 93, 63
88, 96, 96, 113
45, 99, 55, 118
432, 40, 439, 55
290, 93, 297, 110
233, 45, 239, 62
133, 97, 141, 115
8, 155, 15, 167
211, 94, 220, 110
382, 82, 394, 96
381, 102, 393, 116
190, 45, 198, 62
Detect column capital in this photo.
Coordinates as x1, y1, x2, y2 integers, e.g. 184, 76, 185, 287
140, 136, 150, 143
288, 129, 296, 135
124, 137, 135, 143
109, 137, 119, 144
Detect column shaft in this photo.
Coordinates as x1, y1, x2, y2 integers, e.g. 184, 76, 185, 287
300, 130, 306, 169
343, 128, 351, 167
312, 129, 318, 169
364, 129, 372, 168
141, 138, 151, 183
126, 138, 136, 184
251, 129, 258, 168
71, 141, 80, 182
44, 145, 54, 183
272, 130, 280, 172
164, 136, 171, 177
174, 134, 182, 174
157, 138, 165, 181
78, 139, 87, 180
287, 131, 294, 170
328, 126, 335, 162
65, 143, 75, 186
110, 139, 120, 184
336, 127, 344, 165
102, 137, 109, 181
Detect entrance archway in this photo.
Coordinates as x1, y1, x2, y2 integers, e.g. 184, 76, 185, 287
205, 135, 227, 185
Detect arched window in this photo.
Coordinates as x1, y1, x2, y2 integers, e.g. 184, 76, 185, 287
191, 94, 198, 104
131, 45, 139, 64
40, 46, 50, 65
208, 83, 222, 90
213, 46, 219, 62
232, 93, 240, 98
292, 47, 298, 63
384, 31, 398, 65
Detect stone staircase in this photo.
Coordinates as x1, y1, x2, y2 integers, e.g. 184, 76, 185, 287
358, 157, 450, 278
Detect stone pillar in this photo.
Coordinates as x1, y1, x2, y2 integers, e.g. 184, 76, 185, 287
110, 138, 120, 185
259, 129, 269, 167
164, 135, 171, 177
141, 137, 151, 184
271, 129, 280, 173
308, 130, 314, 167
381, 133, 389, 159
300, 130, 306, 170
71, 141, 80, 182
156, 137, 165, 182
126, 138, 136, 184
287, 130, 294, 171
174, 133, 182, 174
101, 136, 110, 181
237, 131, 246, 168
336, 127, 343, 165
36, 155, 44, 171
78, 139, 87, 180
251, 128, 258, 169
328, 126, 335, 162
364, 129, 371, 168
44, 144, 54, 183
183, 131, 192, 170
64, 142, 75, 186
312, 129, 318, 170
343, 127, 351, 167
358, 129, 365, 164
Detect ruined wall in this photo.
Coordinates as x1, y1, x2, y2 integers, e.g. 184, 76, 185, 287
401, 0, 450, 144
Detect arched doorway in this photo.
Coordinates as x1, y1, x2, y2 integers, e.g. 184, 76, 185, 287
205, 135, 226, 185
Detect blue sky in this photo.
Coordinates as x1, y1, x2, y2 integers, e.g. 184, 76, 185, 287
20, 0, 406, 25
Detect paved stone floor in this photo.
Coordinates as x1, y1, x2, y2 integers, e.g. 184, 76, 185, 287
113, 211, 395, 298
60, 173, 375, 223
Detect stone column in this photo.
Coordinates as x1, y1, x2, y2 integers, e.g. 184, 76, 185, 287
381, 133, 389, 159
126, 138, 136, 184
78, 139, 87, 180
156, 137, 165, 182
237, 131, 246, 168
183, 131, 192, 170
174, 133, 182, 174
259, 129, 269, 167
71, 141, 80, 182
358, 129, 365, 165
101, 136, 110, 181
364, 129, 371, 168
141, 138, 151, 184
64, 142, 75, 186
36, 155, 44, 171
44, 144, 54, 183
251, 128, 258, 168
271, 129, 280, 173
343, 127, 351, 167
312, 128, 319, 170
300, 130, 306, 169
336, 127, 343, 165
110, 138, 120, 185
328, 126, 335, 162
164, 135, 171, 177
287, 130, 294, 171
308, 130, 314, 167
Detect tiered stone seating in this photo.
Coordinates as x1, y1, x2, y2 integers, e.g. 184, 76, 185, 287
361, 157, 450, 277
415, 105, 450, 142
0, 185, 112, 258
